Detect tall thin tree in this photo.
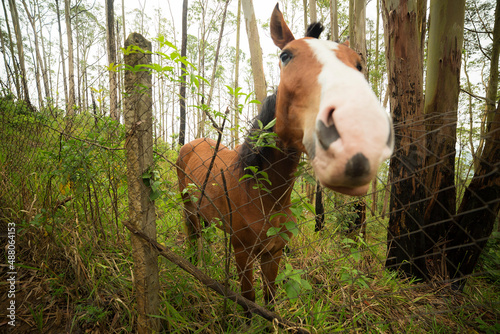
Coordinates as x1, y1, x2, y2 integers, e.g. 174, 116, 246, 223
8, 0, 30, 104
21, 0, 50, 106
330, 0, 339, 41
1, 0, 20, 97
56, 0, 68, 111
64, 0, 76, 115
349, 0, 367, 77
309, 0, 317, 23
179, 0, 188, 146
233, 0, 242, 146
106, 0, 118, 120
242, 0, 267, 104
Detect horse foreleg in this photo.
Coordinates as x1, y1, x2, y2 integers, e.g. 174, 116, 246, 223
182, 200, 202, 264
234, 248, 255, 319
261, 250, 283, 306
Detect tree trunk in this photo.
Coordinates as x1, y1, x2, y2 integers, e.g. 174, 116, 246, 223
106, 0, 118, 120
56, 0, 68, 111
309, 0, 317, 23
0, 21, 10, 92
76, 17, 81, 109
374, 0, 381, 97
382, 0, 428, 279
233, 0, 242, 147
446, 0, 500, 288
303, 0, 308, 32
330, 0, 339, 41
124, 33, 160, 333
203, 0, 230, 135
447, 102, 500, 288
179, 0, 188, 146
122, 0, 126, 45
474, 0, 500, 164
64, 0, 76, 115
371, 177, 378, 214
8, 0, 30, 104
21, 0, 50, 107
37, 0, 52, 103
314, 183, 325, 232
116, 20, 122, 121
423, 0, 465, 279
2, 0, 20, 97
349, 0, 367, 77
241, 0, 267, 104
483, 0, 500, 140
195, 2, 207, 139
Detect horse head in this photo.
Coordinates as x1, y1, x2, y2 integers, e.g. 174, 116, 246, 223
271, 4, 394, 196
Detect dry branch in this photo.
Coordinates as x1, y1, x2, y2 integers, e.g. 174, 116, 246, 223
122, 221, 311, 334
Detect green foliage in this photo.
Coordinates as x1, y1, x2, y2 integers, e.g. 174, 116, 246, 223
239, 166, 272, 193
276, 263, 312, 301
266, 214, 298, 243
478, 231, 500, 283
142, 168, 162, 201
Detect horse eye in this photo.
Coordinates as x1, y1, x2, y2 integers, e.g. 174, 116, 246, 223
356, 62, 362, 72
280, 51, 292, 65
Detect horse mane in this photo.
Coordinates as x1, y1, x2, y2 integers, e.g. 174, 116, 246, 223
238, 93, 277, 175
306, 22, 324, 39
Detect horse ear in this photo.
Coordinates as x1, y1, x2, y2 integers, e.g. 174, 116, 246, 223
270, 4, 295, 49
342, 39, 350, 47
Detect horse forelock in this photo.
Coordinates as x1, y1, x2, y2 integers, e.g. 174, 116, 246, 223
237, 93, 277, 175
305, 22, 324, 39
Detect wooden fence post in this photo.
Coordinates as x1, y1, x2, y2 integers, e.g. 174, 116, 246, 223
124, 32, 160, 333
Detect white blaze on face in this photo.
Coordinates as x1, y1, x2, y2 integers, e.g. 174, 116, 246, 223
304, 39, 394, 195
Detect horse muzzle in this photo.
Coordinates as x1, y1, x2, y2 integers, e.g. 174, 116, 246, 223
306, 104, 393, 196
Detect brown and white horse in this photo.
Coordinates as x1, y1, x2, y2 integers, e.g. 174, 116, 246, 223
176, 4, 393, 311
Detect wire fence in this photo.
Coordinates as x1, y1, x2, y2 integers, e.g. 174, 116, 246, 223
1, 38, 499, 334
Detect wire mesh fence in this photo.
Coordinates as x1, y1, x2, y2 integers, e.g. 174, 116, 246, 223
1, 37, 499, 334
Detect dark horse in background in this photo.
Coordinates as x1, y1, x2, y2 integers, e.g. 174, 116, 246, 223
176, 4, 394, 313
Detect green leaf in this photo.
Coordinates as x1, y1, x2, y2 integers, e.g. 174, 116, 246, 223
279, 232, 291, 242
350, 249, 362, 262
244, 166, 258, 174
266, 226, 281, 237
149, 190, 161, 201
284, 221, 299, 236
263, 118, 276, 130
290, 205, 303, 219
151, 180, 161, 191
238, 174, 253, 181
284, 280, 300, 300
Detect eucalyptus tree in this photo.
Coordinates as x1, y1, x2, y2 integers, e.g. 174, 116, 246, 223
64, 0, 76, 115
8, 0, 30, 104
242, 0, 266, 104
105, 0, 118, 120
21, 0, 50, 106
381, 0, 427, 279
1, 0, 20, 97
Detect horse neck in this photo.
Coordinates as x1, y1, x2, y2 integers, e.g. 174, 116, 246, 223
255, 145, 300, 211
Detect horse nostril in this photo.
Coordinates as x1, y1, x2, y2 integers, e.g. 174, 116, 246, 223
316, 119, 340, 151
326, 107, 335, 126
345, 153, 370, 178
